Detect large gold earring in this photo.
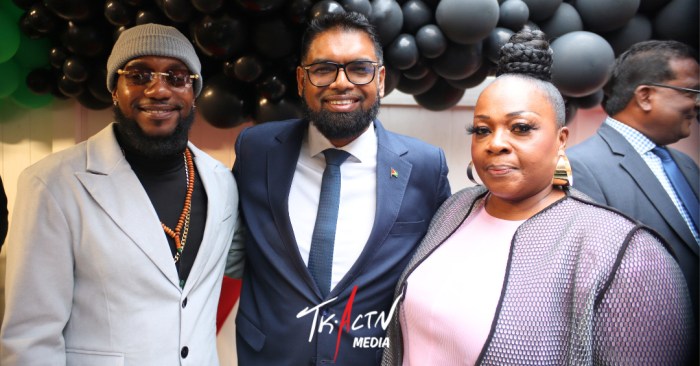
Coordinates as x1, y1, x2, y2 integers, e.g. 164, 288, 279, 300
467, 161, 481, 186
553, 154, 573, 187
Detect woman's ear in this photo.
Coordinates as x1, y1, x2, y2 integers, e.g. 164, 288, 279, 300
558, 126, 569, 151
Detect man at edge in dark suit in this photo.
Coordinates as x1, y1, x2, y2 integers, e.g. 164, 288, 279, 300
567, 40, 699, 362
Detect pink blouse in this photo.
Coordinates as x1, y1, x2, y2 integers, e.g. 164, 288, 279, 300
400, 205, 524, 366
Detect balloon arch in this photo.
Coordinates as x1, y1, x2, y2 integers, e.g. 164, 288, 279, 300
0, 0, 696, 127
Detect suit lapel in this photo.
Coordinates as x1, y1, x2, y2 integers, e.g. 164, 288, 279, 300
181, 145, 226, 294
75, 125, 181, 289
600, 125, 698, 254
331, 121, 411, 296
266, 122, 319, 292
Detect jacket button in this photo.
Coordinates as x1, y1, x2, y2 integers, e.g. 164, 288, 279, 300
181, 346, 189, 358
182, 298, 187, 308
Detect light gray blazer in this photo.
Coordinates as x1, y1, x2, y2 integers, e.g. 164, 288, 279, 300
1, 124, 240, 366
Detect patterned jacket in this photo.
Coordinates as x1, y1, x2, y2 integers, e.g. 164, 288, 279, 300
382, 186, 694, 366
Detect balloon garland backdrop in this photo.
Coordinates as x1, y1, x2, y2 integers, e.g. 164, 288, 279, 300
0, 0, 697, 127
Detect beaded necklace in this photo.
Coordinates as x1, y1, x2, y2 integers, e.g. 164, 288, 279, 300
161, 148, 194, 263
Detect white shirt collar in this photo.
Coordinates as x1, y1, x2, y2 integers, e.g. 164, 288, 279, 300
307, 121, 377, 163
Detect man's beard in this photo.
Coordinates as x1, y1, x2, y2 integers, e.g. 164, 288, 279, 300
302, 90, 380, 141
113, 106, 195, 158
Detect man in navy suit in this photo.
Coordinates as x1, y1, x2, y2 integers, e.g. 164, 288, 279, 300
568, 40, 699, 326
232, 12, 450, 365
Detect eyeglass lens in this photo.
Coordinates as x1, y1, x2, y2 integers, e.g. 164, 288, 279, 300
306, 61, 377, 86
122, 70, 193, 88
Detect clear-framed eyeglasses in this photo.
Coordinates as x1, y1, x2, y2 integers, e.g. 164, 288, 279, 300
117, 69, 199, 89
644, 82, 700, 103
302, 61, 381, 87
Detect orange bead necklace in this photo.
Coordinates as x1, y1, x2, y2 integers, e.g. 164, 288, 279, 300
161, 148, 194, 263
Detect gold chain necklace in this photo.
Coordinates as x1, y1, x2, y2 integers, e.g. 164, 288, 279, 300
161, 148, 194, 263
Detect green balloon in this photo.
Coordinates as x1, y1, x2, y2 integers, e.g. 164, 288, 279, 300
13, 34, 51, 69
11, 68, 53, 109
0, 60, 20, 98
0, 12, 20, 63
0, 0, 24, 21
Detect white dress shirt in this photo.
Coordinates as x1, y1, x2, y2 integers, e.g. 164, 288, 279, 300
289, 122, 377, 290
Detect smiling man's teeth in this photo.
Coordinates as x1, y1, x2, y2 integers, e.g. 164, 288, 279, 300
328, 100, 353, 105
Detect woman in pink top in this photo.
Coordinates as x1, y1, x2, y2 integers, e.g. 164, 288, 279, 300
382, 29, 694, 366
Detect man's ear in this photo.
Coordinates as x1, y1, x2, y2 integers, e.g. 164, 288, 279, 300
634, 85, 653, 112
296, 66, 305, 97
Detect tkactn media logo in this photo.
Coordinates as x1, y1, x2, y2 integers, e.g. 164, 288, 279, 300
296, 285, 401, 362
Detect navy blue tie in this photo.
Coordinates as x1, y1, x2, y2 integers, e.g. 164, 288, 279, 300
308, 149, 350, 297
653, 146, 699, 232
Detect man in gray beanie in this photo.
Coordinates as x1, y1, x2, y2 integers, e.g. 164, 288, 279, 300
1, 23, 243, 365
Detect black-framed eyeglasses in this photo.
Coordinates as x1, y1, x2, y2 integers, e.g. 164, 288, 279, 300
302, 61, 381, 87
117, 69, 200, 88
644, 82, 700, 102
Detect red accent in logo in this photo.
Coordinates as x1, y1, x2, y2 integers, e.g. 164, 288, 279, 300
333, 285, 358, 362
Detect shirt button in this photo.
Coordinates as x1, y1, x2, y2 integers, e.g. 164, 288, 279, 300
182, 298, 188, 308
181, 346, 189, 358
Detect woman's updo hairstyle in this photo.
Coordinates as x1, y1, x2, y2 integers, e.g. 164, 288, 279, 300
495, 29, 565, 126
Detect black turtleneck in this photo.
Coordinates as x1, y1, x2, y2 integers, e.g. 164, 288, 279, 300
116, 129, 208, 287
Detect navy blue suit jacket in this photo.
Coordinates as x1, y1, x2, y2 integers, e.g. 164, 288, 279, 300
568, 123, 699, 317
233, 119, 450, 365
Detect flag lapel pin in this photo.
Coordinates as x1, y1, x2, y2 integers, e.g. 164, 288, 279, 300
391, 168, 398, 178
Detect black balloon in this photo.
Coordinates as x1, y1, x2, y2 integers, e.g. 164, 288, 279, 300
61, 22, 107, 57
639, 0, 671, 13
551, 31, 615, 97
104, 0, 133, 26
402, 0, 432, 34
18, 13, 43, 39
403, 59, 430, 80
484, 27, 513, 64
603, 15, 652, 56
58, 74, 84, 97
386, 34, 419, 70
235, 0, 287, 13
431, 42, 483, 80
571, 89, 603, 109
193, 14, 247, 60
413, 78, 465, 111
49, 46, 69, 69
63, 56, 89, 83
26, 68, 53, 94
255, 97, 302, 123
230, 55, 264, 83
521, 0, 561, 21
539, 3, 583, 39
339, 0, 371, 17
445, 61, 494, 89
383, 65, 401, 96
254, 18, 296, 59
370, 0, 403, 46
159, 0, 193, 23
653, 0, 698, 47
257, 74, 287, 103
135, 9, 164, 25
198, 74, 251, 128
287, 0, 314, 24
498, 0, 529, 31
415, 24, 447, 58
87, 68, 112, 103
192, 0, 223, 14
44, 0, 93, 21
575, 0, 640, 32
11, 0, 33, 10
396, 70, 438, 95
77, 90, 112, 110
310, 0, 346, 20
26, 3, 58, 34
436, 0, 499, 44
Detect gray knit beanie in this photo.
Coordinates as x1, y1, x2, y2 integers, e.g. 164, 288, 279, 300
106, 23, 202, 97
